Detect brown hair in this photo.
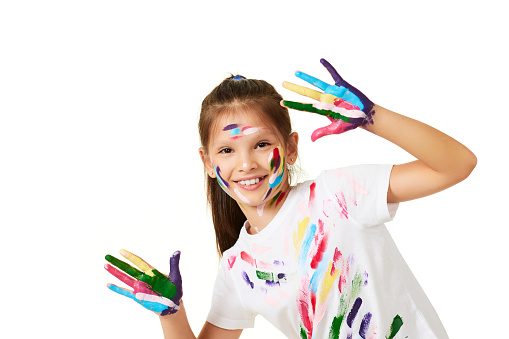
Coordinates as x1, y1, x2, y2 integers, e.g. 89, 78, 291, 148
199, 75, 293, 256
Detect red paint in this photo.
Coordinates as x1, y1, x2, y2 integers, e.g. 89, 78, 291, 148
275, 191, 286, 206
229, 136, 242, 140
298, 299, 313, 338
309, 182, 316, 205
310, 220, 329, 269
240, 251, 256, 267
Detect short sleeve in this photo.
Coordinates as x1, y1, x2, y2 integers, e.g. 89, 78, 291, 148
206, 261, 256, 329
319, 164, 398, 227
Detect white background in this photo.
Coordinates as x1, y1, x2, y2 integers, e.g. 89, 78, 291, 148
1, 0, 507, 338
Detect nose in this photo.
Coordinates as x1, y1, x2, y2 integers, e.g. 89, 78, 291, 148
239, 152, 257, 171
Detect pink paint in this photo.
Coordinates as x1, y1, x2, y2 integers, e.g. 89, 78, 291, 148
234, 188, 250, 204
229, 135, 242, 140
333, 97, 360, 110
322, 199, 331, 218
242, 126, 264, 135
335, 192, 349, 219
264, 295, 280, 306
334, 170, 368, 195
251, 243, 271, 255
257, 202, 265, 216
227, 254, 237, 270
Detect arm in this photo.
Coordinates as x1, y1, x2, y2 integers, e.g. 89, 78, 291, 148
282, 58, 476, 203
363, 105, 477, 203
159, 303, 243, 339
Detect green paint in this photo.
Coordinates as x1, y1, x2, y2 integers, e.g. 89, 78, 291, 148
328, 271, 364, 338
282, 101, 353, 123
256, 270, 286, 283
300, 326, 308, 339
328, 314, 343, 339
269, 191, 282, 206
105, 254, 142, 277
256, 270, 273, 281
105, 254, 176, 300
386, 315, 404, 339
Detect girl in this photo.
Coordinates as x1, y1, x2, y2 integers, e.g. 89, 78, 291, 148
104, 59, 476, 338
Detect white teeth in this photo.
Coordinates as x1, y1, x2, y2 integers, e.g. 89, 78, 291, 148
239, 178, 261, 186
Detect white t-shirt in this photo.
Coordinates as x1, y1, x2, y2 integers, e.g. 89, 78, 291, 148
207, 164, 449, 339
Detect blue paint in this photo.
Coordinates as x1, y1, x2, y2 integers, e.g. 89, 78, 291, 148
309, 251, 331, 293
270, 172, 284, 188
298, 223, 317, 272
233, 76, 243, 80
108, 285, 168, 313
229, 128, 241, 135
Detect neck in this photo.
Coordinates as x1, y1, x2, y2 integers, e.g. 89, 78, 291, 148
239, 181, 292, 234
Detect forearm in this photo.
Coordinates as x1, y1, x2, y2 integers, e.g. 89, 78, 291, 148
364, 105, 476, 176
159, 301, 196, 339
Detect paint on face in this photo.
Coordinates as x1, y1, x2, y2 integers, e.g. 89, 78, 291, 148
261, 145, 285, 201
223, 123, 266, 140
234, 188, 250, 204
257, 202, 265, 216
213, 165, 230, 189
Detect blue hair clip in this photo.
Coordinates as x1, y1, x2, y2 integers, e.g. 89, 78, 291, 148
233, 76, 243, 80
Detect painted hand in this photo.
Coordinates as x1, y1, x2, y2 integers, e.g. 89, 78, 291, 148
282, 58, 375, 142
104, 249, 183, 316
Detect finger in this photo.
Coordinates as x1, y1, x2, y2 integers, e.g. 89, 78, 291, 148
120, 249, 154, 274
313, 102, 366, 120
282, 101, 330, 117
168, 251, 182, 299
294, 71, 330, 91
108, 283, 136, 300
105, 263, 137, 288
105, 254, 143, 278
320, 58, 344, 84
135, 292, 180, 311
283, 82, 322, 101
311, 120, 356, 142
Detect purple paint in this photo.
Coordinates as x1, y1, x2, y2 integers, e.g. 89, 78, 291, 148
266, 280, 280, 287
242, 271, 254, 289
347, 297, 362, 328
359, 312, 372, 339
363, 271, 368, 286
223, 124, 239, 131
168, 251, 183, 304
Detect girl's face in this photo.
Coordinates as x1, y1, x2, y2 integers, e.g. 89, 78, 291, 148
200, 109, 297, 208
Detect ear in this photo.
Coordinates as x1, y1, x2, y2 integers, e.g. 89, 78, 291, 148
286, 132, 299, 165
199, 147, 215, 178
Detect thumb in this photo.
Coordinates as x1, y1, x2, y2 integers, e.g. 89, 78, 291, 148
168, 251, 183, 302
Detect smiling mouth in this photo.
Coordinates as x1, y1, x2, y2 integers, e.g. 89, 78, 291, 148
234, 175, 267, 190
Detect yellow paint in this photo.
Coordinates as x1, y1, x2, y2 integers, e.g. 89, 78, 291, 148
283, 82, 321, 101
120, 249, 154, 276
293, 217, 309, 259
318, 262, 340, 304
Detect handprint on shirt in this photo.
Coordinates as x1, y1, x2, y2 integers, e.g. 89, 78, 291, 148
104, 249, 183, 316
283, 58, 375, 142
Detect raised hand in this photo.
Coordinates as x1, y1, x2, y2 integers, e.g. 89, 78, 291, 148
282, 58, 375, 142
104, 249, 183, 316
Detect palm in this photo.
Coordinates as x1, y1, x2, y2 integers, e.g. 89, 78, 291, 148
105, 250, 183, 316
282, 58, 374, 141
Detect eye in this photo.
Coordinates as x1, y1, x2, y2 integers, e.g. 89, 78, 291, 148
256, 142, 270, 149
219, 147, 233, 154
